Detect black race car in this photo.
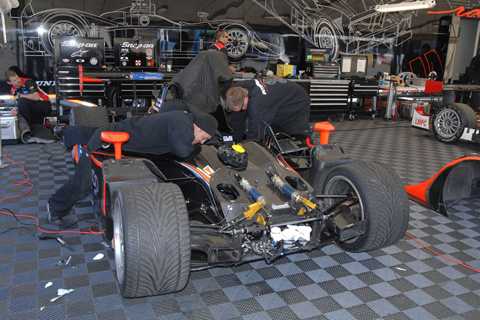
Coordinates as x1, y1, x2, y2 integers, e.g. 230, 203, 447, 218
69, 106, 410, 298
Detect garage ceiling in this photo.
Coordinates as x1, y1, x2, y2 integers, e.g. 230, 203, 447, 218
20, 0, 460, 35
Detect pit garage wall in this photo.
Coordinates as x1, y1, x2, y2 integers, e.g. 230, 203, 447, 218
451, 18, 480, 82
1, 1, 480, 86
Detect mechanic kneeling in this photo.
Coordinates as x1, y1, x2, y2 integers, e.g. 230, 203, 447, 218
47, 110, 218, 225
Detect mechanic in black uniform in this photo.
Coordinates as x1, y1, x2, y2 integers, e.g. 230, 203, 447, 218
47, 111, 218, 225
5, 69, 51, 126
225, 78, 311, 142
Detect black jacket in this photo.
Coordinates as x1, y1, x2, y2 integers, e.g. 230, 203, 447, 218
231, 79, 311, 141
88, 111, 195, 158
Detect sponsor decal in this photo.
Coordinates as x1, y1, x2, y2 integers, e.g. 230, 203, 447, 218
147, 61, 155, 67
146, 49, 153, 56
146, 55, 152, 60
71, 49, 89, 57
203, 165, 214, 176
121, 42, 154, 49
428, 6, 480, 18
75, 59, 85, 63
414, 118, 427, 126
62, 58, 70, 63
135, 60, 141, 66
36, 81, 55, 87
122, 61, 127, 66
90, 57, 98, 65
61, 41, 99, 48
254, 79, 267, 95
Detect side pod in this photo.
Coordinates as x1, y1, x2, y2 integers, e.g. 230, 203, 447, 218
405, 155, 480, 216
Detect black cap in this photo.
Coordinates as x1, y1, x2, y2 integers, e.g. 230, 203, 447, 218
192, 112, 218, 137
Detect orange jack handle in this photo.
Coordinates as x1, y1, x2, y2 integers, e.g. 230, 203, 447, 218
101, 132, 130, 160
314, 122, 335, 145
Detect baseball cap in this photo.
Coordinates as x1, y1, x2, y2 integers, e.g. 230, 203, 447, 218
192, 112, 218, 137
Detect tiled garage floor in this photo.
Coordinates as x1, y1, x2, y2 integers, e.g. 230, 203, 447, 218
1, 116, 479, 319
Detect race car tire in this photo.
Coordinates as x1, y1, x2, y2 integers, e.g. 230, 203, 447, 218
322, 160, 409, 252
113, 183, 191, 298
430, 103, 477, 143
69, 106, 109, 127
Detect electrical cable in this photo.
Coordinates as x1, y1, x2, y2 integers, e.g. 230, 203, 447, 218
405, 232, 480, 273
0, 147, 103, 235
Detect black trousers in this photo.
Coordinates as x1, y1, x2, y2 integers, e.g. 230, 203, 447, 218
48, 148, 93, 216
17, 98, 51, 126
48, 125, 100, 216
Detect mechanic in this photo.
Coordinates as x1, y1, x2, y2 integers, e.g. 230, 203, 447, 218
209, 29, 236, 73
47, 111, 218, 225
225, 78, 311, 142
4, 69, 51, 126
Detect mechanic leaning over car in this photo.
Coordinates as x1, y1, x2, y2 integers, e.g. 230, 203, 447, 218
225, 78, 311, 142
47, 111, 218, 225
5, 69, 52, 126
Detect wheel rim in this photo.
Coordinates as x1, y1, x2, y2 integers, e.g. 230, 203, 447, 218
113, 198, 125, 285
434, 108, 460, 139
48, 21, 83, 49
318, 26, 334, 49
315, 21, 338, 60
226, 28, 248, 58
324, 176, 364, 243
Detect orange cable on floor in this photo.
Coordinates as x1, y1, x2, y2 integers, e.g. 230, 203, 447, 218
405, 232, 480, 273
0, 147, 103, 235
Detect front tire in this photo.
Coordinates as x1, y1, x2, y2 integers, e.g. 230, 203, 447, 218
322, 161, 409, 252
431, 103, 477, 143
113, 183, 191, 298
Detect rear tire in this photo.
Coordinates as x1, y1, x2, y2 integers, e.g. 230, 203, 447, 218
69, 106, 109, 127
113, 183, 191, 298
322, 161, 409, 252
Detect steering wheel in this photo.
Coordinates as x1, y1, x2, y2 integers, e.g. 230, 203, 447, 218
397, 72, 417, 85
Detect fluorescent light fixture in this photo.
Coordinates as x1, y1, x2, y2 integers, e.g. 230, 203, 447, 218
37, 25, 45, 35
375, 0, 436, 12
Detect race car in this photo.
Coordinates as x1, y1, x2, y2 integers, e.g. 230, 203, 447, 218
69, 106, 410, 298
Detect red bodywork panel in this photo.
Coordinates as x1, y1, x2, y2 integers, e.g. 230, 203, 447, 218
405, 155, 480, 215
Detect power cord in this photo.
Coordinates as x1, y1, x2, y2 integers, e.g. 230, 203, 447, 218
0, 147, 103, 237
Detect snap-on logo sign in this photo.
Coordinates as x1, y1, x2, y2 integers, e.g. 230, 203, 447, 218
121, 42, 154, 49
61, 41, 99, 48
